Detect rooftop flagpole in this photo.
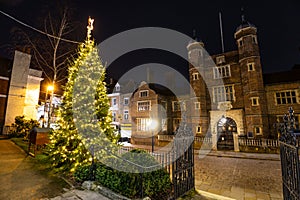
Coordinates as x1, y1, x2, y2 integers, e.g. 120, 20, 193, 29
219, 12, 225, 53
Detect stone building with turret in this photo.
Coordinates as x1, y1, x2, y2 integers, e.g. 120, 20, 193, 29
187, 15, 300, 150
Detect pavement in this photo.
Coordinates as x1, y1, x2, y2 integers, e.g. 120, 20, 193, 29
0, 136, 283, 200
41, 188, 110, 200
197, 149, 280, 161
0, 137, 110, 200
194, 150, 282, 200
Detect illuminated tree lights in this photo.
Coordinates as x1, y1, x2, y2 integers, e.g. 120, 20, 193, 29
47, 18, 118, 172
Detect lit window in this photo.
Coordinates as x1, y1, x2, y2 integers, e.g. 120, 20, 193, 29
189, 49, 203, 65
254, 127, 261, 135
140, 90, 148, 97
162, 118, 167, 131
172, 101, 186, 111
195, 102, 200, 110
196, 126, 202, 133
172, 101, 180, 111
136, 118, 151, 131
213, 65, 231, 79
112, 112, 116, 122
192, 73, 199, 80
124, 98, 129, 105
238, 39, 243, 47
173, 118, 181, 132
251, 97, 259, 106
124, 110, 129, 120
216, 56, 225, 65
275, 90, 298, 105
138, 101, 150, 111
160, 101, 167, 110
294, 116, 299, 129
247, 63, 255, 71
199, 50, 203, 57
213, 85, 234, 103
112, 98, 117, 106
252, 36, 257, 44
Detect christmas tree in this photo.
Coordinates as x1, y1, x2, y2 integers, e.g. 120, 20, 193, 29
48, 17, 118, 172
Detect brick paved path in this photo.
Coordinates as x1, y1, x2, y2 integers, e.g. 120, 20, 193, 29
194, 152, 283, 200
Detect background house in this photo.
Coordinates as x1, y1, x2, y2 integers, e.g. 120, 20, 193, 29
108, 80, 138, 140
130, 81, 189, 146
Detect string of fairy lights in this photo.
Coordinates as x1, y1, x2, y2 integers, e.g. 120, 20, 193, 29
0, 10, 81, 44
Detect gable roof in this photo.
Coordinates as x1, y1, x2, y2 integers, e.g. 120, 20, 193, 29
263, 65, 300, 85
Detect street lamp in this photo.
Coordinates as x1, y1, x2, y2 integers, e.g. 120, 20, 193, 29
147, 119, 158, 153
46, 85, 54, 128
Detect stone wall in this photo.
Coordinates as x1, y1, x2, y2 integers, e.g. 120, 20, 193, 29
4, 50, 31, 125
23, 69, 43, 120
4, 50, 43, 127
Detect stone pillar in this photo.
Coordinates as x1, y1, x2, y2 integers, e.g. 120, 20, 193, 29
23, 69, 43, 120
233, 133, 240, 152
212, 128, 218, 151
5, 50, 31, 125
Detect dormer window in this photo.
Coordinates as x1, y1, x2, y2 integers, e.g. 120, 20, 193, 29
115, 83, 120, 92
216, 56, 225, 65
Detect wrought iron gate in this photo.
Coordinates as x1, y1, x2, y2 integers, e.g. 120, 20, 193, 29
170, 115, 195, 199
279, 107, 300, 200
217, 116, 236, 150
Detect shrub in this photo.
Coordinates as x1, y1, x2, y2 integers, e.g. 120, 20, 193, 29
74, 163, 91, 182
74, 149, 172, 199
9, 116, 39, 140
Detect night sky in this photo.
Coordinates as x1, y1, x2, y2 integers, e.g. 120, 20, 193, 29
1, 0, 300, 81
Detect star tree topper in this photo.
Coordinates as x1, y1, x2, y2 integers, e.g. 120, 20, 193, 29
87, 16, 94, 40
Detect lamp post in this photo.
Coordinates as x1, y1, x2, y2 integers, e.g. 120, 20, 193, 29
46, 85, 54, 128
148, 119, 158, 153
151, 129, 154, 153
42, 89, 47, 128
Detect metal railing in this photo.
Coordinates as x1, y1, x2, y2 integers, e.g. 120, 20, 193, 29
278, 107, 300, 199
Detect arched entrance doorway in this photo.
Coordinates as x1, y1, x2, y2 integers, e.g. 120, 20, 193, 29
217, 116, 237, 150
